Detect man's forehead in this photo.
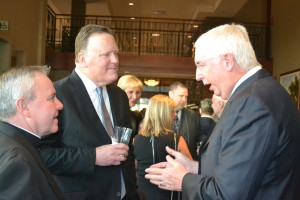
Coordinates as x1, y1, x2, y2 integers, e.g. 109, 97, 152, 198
174, 87, 188, 94
194, 50, 210, 62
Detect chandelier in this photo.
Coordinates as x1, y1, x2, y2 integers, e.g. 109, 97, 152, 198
144, 78, 160, 86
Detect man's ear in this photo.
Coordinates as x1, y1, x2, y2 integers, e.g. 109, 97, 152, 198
16, 98, 31, 117
78, 53, 87, 67
223, 53, 234, 72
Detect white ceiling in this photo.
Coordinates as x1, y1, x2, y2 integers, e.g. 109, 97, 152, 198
49, 0, 249, 20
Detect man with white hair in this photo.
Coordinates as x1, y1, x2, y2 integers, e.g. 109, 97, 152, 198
211, 94, 227, 120
145, 24, 300, 199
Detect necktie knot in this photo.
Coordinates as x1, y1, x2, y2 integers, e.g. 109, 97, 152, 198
96, 87, 103, 98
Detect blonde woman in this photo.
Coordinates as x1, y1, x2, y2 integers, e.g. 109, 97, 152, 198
134, 94, 192, 200
117, 75, 144, 137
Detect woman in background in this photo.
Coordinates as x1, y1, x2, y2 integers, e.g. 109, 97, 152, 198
117, 75, 144, 137
134, 94, 192, 200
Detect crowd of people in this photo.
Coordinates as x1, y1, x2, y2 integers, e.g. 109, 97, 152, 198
0, 23, 299, 200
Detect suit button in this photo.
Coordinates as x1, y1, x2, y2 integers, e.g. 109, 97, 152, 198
116, 192, 121, 196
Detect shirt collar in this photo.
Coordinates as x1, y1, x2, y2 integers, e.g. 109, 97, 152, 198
230, 66, 262, 97
75, 68, 98, 94
8, 123, 41, 139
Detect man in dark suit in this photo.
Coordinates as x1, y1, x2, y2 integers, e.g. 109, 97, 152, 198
199, 98, 216, 147
145, 24, 300, 199
38, 25, 140, 200
0, 66, 64, 199
169, 81, 201, 160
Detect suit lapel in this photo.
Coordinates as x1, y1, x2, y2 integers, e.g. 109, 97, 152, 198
223, 69, 270, 118
69, 71, 112, 143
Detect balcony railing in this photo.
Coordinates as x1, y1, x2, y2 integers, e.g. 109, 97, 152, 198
46, 6, 269, 59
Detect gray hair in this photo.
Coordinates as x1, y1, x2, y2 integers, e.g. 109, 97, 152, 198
200, 98, 214, 115
0, 65, 50, 121
195, 24, 261, 71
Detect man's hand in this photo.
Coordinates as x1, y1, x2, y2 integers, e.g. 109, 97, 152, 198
95, 143, 129, 166
165, 146, 199, 174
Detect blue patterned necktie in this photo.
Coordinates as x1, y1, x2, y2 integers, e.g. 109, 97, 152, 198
96, 87, 115, 137
173, 111, 180, 132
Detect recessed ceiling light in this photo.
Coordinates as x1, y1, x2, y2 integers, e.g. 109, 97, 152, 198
151, 33, 160, 37
130, 17, 135, 20
193, 25, 199, 28
129, 2, 134, 6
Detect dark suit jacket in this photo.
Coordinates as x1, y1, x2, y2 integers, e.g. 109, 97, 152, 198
39, 71, 137, 200
199, 116, 216, 144
177, 108, 201, 160
182, 69, 300, 199
0, 122, 63, 200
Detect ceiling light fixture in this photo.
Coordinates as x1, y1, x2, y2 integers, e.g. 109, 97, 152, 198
128, 2, 134, 6
144, 78, 160, 87
151, 33, 160, 37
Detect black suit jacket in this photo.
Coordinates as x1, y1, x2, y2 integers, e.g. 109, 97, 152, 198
183, 69, 300, 199
39, 71, 137, 200
199, 117, 216, 145
0, 122, 63, 200
177, 108, 201, 159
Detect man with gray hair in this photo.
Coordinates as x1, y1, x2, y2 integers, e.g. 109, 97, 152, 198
0, 66, 64, 199
145, 24, 300, 199
199, 98, 216, 147
212, 94, 227, 120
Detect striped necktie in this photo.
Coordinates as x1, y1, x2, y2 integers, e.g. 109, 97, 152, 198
173, 111, 180, 132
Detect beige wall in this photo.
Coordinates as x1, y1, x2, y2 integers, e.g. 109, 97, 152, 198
236, 0, 300, 80
271, 0, 300, 79
0, 0, 47, 73
235, 0, 267, 23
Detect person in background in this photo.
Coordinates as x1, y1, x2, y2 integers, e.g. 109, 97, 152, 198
0, 65, 64, 199
198, 98, 216, 148
117, 75, 144, 138
134, 94, 192, 200
169, 81, 201, 160
211, 94, 227, 121
38, 24, 142, 200
145, 24, 300, 199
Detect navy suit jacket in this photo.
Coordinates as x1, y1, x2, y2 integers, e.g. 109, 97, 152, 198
39, 71, 137, 200
183, 69, 300, 199
0, 122, 63, 200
